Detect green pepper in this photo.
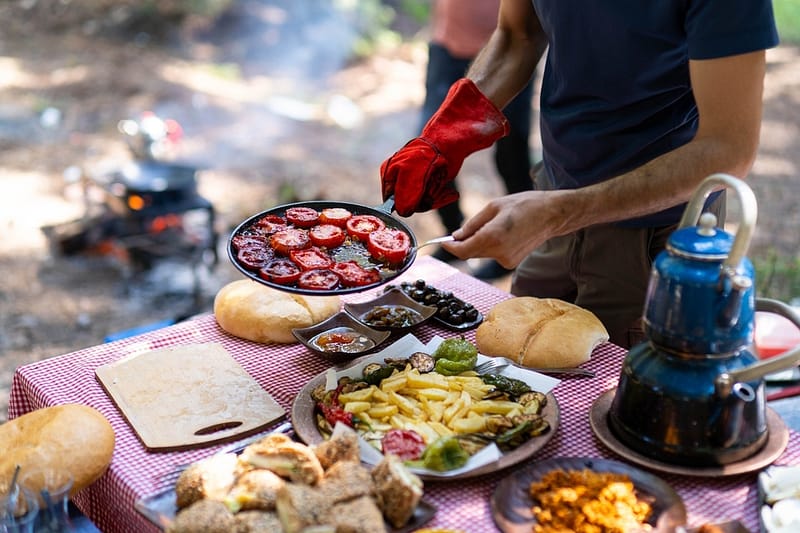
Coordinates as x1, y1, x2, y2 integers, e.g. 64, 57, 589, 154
363, 364, 395, 386
431, 336, 478, 375
417, 436, 470, 471
433, 357, 472, 376
481, 373, 532, 397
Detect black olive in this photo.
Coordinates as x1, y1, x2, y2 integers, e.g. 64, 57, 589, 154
414, 279, 426, 289
465, 308, 479, 321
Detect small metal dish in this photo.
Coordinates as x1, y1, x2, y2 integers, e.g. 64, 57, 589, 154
292, 311, 390, 362
344, 287, 437, 332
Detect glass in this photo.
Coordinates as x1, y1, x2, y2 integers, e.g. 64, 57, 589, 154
19, 469, 74, 533
0, 480, 39, 533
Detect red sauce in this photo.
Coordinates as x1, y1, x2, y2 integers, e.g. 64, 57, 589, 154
310, 327, 374, 354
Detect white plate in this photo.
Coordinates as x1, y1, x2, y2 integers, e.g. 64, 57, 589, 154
290, 333, 561, 480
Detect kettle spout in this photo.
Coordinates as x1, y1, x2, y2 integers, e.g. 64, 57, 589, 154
717, 271, 753, 328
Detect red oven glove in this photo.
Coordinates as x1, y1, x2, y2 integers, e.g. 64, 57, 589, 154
380, 78, 509, 217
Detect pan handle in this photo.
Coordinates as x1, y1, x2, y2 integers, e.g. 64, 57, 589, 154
376, 195, 395, 214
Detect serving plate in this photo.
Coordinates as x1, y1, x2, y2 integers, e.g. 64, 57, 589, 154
291, 334, 560, 481
390, 280, 483, 331
344, 287, 437, 332
292, 311, 391, 362
136, 487, 437, 533
757, 464, 800, 533
491, 456, 687, 533
228, 200, 418, 296
590, 389, 789, 477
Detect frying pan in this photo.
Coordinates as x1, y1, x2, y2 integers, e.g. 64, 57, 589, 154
227, 197, 419, 296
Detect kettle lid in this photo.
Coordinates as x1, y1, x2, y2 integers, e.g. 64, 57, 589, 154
668, 212, 733, 260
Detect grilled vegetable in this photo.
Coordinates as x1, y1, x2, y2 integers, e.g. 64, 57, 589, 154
414, 436, 469, 472
431, 336, 478, 375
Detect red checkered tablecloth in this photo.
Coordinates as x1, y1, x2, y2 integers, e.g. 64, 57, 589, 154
8, 256, 799, 532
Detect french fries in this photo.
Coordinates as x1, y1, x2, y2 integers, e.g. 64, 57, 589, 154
337, 365, 523, 446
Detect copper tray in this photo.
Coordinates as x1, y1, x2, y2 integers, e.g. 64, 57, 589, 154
590, 389, 789, 477
291, 337, 560, 481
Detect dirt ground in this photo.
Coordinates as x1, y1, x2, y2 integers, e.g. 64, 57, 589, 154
1, 2, 799, 422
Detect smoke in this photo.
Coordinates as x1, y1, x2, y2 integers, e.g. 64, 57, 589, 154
169, 0, 378, 168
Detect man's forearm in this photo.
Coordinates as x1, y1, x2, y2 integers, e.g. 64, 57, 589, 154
553, 135, 757, 234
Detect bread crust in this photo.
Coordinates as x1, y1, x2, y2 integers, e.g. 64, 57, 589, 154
0, 404, 115, 497
213, 280, 340, 344
175, 453, 240, 510
371, 455, 423, 528
475, 297, 609, 368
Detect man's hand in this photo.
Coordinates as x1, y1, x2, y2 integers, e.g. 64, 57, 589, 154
380, 78, 508, 217
445, 189, 573, 268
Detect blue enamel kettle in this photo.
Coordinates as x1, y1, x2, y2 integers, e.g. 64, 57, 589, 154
609, 174, 800, 466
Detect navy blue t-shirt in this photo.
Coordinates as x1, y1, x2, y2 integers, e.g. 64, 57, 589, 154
531, 0, 779, 226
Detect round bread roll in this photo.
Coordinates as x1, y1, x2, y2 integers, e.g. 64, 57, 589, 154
0, 404, 115, 496
475, 297, 609, 368
214, 280, 341, 344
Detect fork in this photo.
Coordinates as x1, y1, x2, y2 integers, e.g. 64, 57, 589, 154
153, 420, 293, 492
475, 356, 595, 378
415, 234, 455, 251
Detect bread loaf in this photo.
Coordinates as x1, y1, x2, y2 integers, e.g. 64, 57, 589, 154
0, 404, 115, 496
214, 280, 340, 344
475, 297, 608, 368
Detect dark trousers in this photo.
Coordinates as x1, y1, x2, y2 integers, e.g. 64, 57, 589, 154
422, 43, 535, 233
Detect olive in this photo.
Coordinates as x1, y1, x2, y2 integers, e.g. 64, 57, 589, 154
399, 279, 479, 327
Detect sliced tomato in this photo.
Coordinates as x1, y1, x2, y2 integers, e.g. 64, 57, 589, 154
231, 232, 268, 252
346, 215, 386, 241
381, 428, 426, 461
289, 247, 335, 271
297, 269, 340, 291
285, 207, 320, 228
236, 245, 273, 270
259, 258, 302, 285
270, 228, 310, 255
367, 228, 411, 264
308, 224, 346, 248
319, 207, 352, 228
254, 214, 288, 234
331, 261, 382, 287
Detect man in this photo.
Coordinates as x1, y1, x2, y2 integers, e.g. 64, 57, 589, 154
380, 0, 778, 347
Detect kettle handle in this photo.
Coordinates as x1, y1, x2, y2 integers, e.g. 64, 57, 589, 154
715, 298, 800, 397
678, 173, 758, 275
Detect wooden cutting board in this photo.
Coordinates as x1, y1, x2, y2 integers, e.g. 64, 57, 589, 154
96, 342, 285, 451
